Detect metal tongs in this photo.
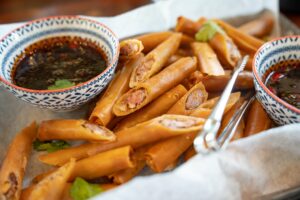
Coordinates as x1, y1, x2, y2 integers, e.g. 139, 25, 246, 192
193, 55, 252, 154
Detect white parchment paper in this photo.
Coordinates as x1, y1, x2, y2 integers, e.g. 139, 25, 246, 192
0, 0, 299, 199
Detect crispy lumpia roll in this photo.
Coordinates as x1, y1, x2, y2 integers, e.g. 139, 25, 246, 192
183, 146, 196, 161
244, 99, 272, 136
114, 57, 197, 116
89, 54, 143, 126
167, 82, 208, 115
39, 115, 205, 166
69, 146, 134, 181
119, 39, 144, 59
114, 85, 187, 131
214, 19, 264, 54
209, 33, 241, 68
109, 146, 149, 184
31, 169, 56, 184
175, 16, 205, 36
130, 33, 182, 87
0, 122, 37, 200
238, 11, 274, 38
191, 42, 225, 75
182, 70, 204, 90
27, 159, 75, 200
145, 132, 197, 173
200, 70, 254, 92
38, 119, 115, 142
166, 54, 184, 66
135, 31, 172, 53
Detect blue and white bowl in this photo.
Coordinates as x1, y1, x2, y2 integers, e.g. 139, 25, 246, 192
253, 35, 300, 125
0, 16, 119, 111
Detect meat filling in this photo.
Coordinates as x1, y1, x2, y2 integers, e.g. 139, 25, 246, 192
120, 88, 147, 111
120, 42, 139, 57
160, 118, 199, 129
135, 57, 155, 82
226, 39, 241, 64
185, 89, 205, 110
83, 122, 112, 137
3, 172, 18, 199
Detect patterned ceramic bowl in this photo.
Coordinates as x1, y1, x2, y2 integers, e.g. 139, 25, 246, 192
0, 16, 119, 111
253, 35, 300, 125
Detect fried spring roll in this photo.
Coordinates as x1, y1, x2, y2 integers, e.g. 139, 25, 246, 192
114, 57, 197, 116
39, 115, 205, 166
244, 99, 272, 136
89, 54, 143, 126
119, 39, 144, 59
183, 146, 196, 161
27, 159, 75, 200
191, 42, 225, 75
209, 33, 241, 68
0, 122, 37, 200
166, 54, 184, 66
214, 19, 264, 54
201, 70, 254, 92
182, 70, 204, 90
145, 132, 197, 173
69, 146, 134, 181
189, 107, 212, 118
175, 16, 205, 36
129, 33, 182, 87
167, 82, 208, 115
109, 146, 149, 184
238, 11, 274, 38
31, 169, 56, 184
38, 119, 115, 142
114, 85, 187, 131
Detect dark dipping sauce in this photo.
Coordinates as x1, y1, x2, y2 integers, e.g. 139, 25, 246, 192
13, 36, 107, 90
264, 59, 300, 109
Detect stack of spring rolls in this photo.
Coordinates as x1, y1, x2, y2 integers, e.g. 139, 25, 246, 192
0, 13, 275, 200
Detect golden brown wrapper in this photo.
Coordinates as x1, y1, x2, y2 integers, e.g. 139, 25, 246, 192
27, 159, 75, 200
114, 57, 197, 116
119, 39, 144, 59
114, 84, 187, 131
244, 99, 272, 136
0, 122, 37, 200
238, 11, 274, 38
209, 32, 241, 68
38, 119, 115, 142
89, 53, 144, 126
214, 19, 264, 54
183, 146, 196, 161
129, 33, 182, 87
167, 82, 208, 115
175, 16, 206, 36
69, 146, 134, 181
39, 115, 205, 166
191, 42, 225, 75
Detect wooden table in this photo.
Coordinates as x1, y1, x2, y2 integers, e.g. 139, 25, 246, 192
0, 0, 299, 27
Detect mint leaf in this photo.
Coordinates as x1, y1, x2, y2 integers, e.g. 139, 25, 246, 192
48, 79, 75, 90
70, 177, 103, 200
195, 20, 226, 42
33, 140, 70, 153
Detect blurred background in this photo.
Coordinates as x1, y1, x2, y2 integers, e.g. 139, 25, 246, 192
0, 0, 299, 27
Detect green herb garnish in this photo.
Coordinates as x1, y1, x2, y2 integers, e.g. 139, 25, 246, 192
195, 20, 226, 42
33, 140, 70, 153
70, 177, 103, 200
48, 79, 75, 90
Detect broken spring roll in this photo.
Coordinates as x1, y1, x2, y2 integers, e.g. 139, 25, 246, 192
209, 32, 241, 68
191, 42, 225, 75
175, 16, 205, 36
244, 99, 272, 136
214, 19, 264, 54
27, 159, 75, 200
114, 57, 197, 116
109, 145, 149, 184
89, 54, 143, 126
39, 115, 205, 166
181, 70, 204, 90
119, 39, 144, 59
114, 84, 187, 131
69, 146, 134, 181
38, 119, 115, 142
238, 11, 274, 38
167, 82, 208, 115
0, 122, 37, 200
130, 33, 182, 87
